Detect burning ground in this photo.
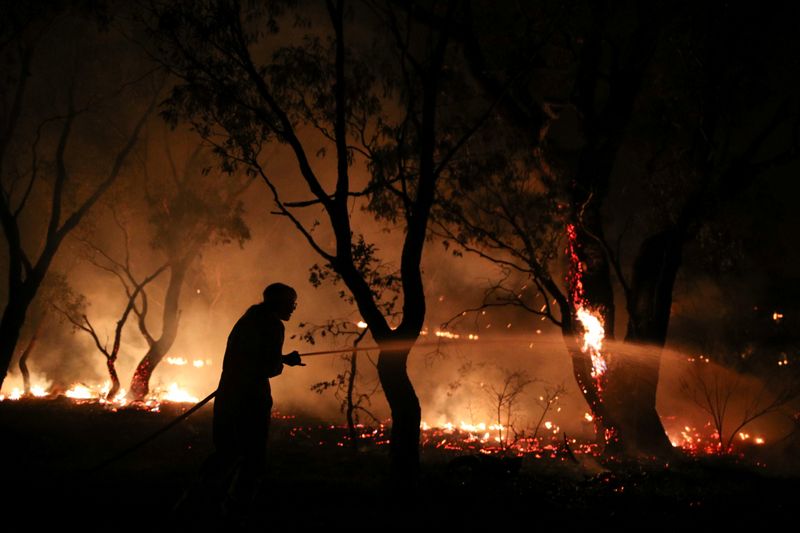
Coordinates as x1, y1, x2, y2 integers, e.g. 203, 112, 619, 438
2, 383, 799, 530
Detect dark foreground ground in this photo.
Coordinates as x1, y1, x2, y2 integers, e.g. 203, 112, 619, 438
1, 398, 799, 532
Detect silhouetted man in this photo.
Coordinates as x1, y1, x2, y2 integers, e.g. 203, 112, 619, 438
205, 282, 304, 514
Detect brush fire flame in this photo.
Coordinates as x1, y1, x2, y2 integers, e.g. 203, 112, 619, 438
1, 378, 200, 408
576, 306, 607, 378
566, 223, 608, 380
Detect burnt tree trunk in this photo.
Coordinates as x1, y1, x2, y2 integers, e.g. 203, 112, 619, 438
129, 258, 190, 401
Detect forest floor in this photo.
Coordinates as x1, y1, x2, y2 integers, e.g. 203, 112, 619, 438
1, 397, 799, 532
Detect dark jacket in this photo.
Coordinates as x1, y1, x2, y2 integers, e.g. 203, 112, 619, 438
219, 303, 284, 391
213, 303, 284, 452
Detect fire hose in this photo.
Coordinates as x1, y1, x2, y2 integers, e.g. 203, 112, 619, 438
88, 336, 556, 472
89, 345, 383, 473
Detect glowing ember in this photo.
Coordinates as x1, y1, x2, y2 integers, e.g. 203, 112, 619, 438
289, 414, 768, 459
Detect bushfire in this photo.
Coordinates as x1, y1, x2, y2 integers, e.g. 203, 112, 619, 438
0, 379, 767, 458
0, 378, 199, 410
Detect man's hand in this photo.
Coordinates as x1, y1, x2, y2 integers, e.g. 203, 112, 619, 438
283, 351, 305, 367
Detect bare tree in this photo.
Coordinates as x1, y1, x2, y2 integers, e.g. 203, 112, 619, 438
679, 360, 799, 452
0, 6, 158, 388
480, 368, 532, 450
56, 214, 168, 400
305, 320, 381, 449
531, 382, 567, 444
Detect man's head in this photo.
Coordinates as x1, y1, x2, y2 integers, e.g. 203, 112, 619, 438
262, 283, 297, 321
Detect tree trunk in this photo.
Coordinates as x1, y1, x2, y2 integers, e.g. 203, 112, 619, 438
128, 259, 189, 401
0, 286, 35, 390
18, 318, 43, 395
603, 362, 673, 456
106, 357, 121, 400
376, 345, 421, 482
611, 228, 685, 457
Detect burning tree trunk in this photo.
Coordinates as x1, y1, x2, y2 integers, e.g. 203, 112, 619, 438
128, 257, 191, 401
568, 215, 675, 456
565, 219, 628, 451
123, 135, 252, 402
